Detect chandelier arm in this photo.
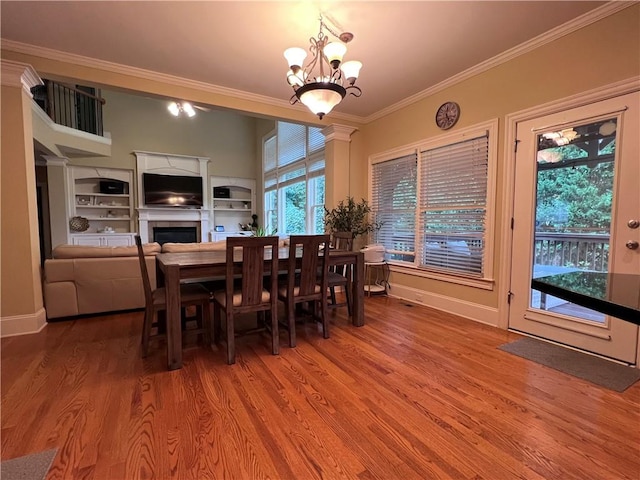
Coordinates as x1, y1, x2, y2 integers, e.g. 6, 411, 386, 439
303, 37, 322, 82
289, 93, 300, 105
346, 86, 362, 98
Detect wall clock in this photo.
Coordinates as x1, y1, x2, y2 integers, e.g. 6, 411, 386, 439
435, 101, 460, 130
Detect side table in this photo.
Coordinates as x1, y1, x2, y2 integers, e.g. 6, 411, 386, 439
364, 261, 390, 296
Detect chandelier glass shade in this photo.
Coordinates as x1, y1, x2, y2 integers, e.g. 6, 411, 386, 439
285, 16, 362, 119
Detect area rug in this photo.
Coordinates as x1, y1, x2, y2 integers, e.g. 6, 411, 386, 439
0, 449, 57, 480
498, 337, 640, 392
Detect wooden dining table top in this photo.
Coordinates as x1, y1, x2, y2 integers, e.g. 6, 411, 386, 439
155, 246, 362, 267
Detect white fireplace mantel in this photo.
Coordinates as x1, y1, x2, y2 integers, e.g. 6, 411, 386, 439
137, 207, 210, 243
134, 151, 210, 242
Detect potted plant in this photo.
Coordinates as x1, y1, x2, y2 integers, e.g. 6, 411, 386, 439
324, 197, 382, 242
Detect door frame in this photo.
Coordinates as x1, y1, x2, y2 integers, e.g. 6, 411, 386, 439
498, 76, 640, 365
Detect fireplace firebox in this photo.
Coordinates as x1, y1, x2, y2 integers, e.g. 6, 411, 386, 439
153, 227, 198, 245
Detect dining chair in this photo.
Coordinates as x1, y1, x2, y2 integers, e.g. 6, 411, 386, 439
134, 235, 212, 357
212, 236, 279, 365
278, 234, 330, 347
327, 231, 354, 315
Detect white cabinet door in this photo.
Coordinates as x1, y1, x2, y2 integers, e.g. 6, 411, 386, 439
72, 235, 103, 246
103, 235, 134, 246
71, 234, 134, 246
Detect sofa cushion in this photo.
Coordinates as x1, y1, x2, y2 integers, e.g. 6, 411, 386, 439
52, 242, 161, 259
161, 240, 227, 253
74, 257, 148, 314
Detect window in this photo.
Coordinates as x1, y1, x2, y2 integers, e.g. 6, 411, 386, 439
371, 152, 418, 263
370, 121, 497, 285
263, 122, 325, 235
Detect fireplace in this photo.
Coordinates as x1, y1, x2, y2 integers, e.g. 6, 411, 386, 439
153, 227, 198, 245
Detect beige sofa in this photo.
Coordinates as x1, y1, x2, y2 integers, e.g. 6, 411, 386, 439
43, 243, 161, 319
43, 238, 288, 320
160, 240, 227, 253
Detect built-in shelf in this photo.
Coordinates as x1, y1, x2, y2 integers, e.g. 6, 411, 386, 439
210, 176, 256, 240
68, 166, 135, 241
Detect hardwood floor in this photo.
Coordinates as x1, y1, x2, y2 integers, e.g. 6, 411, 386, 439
2, 296, 639, 479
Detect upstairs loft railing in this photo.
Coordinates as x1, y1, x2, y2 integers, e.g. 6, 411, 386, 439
31, 80, 105, 136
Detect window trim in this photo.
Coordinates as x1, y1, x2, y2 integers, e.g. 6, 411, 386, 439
368, 119, 498, 289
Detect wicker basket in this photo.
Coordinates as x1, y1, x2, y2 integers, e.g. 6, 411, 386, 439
69, 216, 90, 232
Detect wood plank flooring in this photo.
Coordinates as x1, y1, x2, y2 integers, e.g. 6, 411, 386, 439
2, 296, 639, 479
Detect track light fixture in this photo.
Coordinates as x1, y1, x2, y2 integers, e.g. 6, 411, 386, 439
168, 101, 196, 118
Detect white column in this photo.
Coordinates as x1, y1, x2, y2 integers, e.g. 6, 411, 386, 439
322, 124, 358, 209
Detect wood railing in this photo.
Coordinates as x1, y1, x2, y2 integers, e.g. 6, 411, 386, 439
534, 232, 609, 272
31, 80, 105, 136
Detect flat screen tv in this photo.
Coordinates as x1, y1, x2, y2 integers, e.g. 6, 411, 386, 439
142, 173, 203, 208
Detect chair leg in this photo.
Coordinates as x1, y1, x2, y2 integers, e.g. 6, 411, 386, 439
329, 286, 337, 306
287, 299, 297, 348
201, 301, 212, 347
226, 309, 235, 365
345, 282, 352, 316
181, 307, 188, 331
270, 305, 279, 355
213, 302, 222, 345
142, 305, 154, 358
320, 298, 329, 339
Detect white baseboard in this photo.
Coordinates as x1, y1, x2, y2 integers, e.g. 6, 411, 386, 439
0, 308, 48, 337
388, 284, 500, 327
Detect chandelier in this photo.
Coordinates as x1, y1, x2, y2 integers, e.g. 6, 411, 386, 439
167, 101, 196, 117
284, 15, 362, 119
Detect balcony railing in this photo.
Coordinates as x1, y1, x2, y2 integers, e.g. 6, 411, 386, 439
534, 232, 609, 272
31, 80, 105, 136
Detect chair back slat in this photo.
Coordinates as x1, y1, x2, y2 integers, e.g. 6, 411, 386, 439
135, 235, 154, 305
332, 231, 354, 251
227, 236, 278, 307
287, 234, 330, 297
331, 232, 354, 276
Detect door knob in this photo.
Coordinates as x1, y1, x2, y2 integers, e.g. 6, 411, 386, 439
625, 240, 639, 250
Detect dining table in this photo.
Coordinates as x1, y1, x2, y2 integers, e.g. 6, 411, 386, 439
155, 247, 365, 370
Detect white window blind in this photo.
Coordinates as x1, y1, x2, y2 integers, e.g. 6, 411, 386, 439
264, 135, 276, 172
277, 122, 306, 167
418, 135, 488, 276
308, 127, 324, 154
371, 153, 418, 263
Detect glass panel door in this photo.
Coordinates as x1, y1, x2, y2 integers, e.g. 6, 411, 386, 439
509, 92, 639, 364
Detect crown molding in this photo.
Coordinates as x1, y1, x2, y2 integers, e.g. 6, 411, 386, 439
322, 124, 358, 142
41, 155, 69, 167
363, 1, 634, 123
1, 38, 364, 125
1, 38, 289, 106
0, 59, 42, 92
1, 2, 630, 125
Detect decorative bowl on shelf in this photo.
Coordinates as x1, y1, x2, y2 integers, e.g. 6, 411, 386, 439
69, 216, 90, 232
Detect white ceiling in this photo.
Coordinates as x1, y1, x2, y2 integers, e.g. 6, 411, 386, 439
1, 1, 609, 120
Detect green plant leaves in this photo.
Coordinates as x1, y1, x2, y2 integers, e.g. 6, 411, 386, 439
323, 197, 382, 238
